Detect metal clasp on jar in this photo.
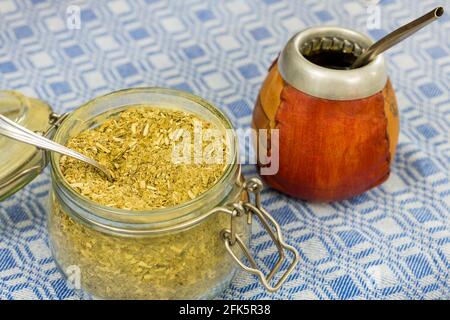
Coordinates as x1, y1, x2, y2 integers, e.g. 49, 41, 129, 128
44, 112, 69, 138
218, 177, 300, 292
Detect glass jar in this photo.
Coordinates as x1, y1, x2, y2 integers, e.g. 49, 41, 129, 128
0, 88, 299, 299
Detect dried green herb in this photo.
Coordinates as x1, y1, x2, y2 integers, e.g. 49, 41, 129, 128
60, 106, 227, 210
50, 106, 248, 299
49, 196, 247, 299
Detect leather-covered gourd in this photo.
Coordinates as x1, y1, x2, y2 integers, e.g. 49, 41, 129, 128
252, 27, 399, 202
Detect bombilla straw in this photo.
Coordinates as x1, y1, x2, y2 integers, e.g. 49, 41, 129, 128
0, 114, 114, 181
351, 7, 444, 68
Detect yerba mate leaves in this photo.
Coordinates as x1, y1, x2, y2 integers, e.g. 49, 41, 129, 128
60, 106, 228, 210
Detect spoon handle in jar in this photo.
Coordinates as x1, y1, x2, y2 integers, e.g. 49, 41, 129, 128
352, 7, 444, 68
0, 114, 113, 180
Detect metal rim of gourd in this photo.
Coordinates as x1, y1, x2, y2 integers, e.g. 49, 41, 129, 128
278, 26, 388, 100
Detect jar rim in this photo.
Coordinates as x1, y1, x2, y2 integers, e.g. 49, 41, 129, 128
50, 87, 240, 230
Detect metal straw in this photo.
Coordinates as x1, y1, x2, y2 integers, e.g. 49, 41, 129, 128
351, 7, 444, 68
0, 114, 114, 181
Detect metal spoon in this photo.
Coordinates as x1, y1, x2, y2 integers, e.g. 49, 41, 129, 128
351, 7, 444, 68
0, 114, 114, 181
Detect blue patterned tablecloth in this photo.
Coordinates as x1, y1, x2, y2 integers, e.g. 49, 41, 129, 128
0, 0, 449, 300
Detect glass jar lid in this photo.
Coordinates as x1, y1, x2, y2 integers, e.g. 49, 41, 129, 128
0, 90, 54, 200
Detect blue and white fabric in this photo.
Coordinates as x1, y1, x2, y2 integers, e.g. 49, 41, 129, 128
0, 0, 449, 299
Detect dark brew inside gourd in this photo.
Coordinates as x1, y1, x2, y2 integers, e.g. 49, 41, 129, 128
303, 51, 358, 70
300, 36, 363, 70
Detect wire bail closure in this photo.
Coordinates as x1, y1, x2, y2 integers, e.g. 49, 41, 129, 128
221, 177, 300, 292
